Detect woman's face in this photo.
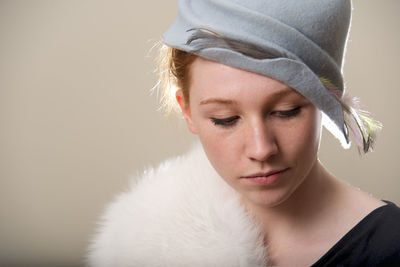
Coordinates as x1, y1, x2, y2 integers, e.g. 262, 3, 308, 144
177, 57, 322, 208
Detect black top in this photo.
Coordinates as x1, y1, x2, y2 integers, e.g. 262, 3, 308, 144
311, 201, 400, 267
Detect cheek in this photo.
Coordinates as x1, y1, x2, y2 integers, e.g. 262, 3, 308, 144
194, 119, 241, 177
306, 110, 322, 147
283, 110, 322, 159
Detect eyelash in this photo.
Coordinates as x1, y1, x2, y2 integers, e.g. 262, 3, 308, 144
211, 116, 240, 127
272, 106, 301, 118
210, 107, 301, 127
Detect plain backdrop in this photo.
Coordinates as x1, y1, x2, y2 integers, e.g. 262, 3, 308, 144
1, 0, 399, 266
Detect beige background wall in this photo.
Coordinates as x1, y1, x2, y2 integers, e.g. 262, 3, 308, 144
0, 0, 399, 266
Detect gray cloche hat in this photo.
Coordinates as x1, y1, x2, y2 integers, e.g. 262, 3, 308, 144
163, 0, 352, 144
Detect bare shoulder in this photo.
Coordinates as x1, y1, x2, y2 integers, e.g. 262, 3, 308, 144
335, 178, 386, 225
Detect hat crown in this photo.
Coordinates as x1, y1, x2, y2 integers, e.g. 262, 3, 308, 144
176, 0, 351, 73
229, 0, 352, 67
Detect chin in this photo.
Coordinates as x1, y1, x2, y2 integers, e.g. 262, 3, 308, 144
241, 189, 294, 209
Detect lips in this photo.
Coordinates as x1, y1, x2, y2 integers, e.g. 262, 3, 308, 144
241, 168, 288, 179
240, 168, 289, 186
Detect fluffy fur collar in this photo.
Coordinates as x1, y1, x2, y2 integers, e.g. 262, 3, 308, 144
88, 143, 268, 266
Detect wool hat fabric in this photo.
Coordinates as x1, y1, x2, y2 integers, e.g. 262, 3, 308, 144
163, 0, 352, 144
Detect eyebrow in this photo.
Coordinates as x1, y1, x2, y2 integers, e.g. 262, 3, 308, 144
199, 98, 239, 105
199, 88, 296, 106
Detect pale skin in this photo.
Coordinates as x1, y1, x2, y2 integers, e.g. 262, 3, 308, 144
176, 57, 385, 267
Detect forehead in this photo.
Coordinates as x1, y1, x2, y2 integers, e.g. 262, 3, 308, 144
189, 57, 305, 104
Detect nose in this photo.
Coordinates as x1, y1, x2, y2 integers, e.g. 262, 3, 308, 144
245, 120, 278, 162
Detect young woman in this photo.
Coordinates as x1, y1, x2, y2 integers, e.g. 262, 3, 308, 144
88, 0, 400, 266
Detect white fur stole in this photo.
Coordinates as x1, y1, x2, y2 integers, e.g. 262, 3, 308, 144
87, 143, 268, 267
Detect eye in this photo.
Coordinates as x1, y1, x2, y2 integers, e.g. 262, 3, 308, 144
272, 106, 301, 118
210, 116, 240, 127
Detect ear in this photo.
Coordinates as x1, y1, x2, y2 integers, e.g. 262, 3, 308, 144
176, 89, 197, 134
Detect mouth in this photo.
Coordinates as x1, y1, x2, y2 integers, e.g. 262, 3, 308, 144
240, 168, 289, 186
